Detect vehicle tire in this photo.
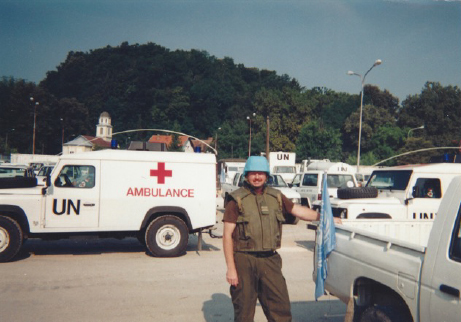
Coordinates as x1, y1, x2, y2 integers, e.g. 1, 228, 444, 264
0, 216, 23, 262
145, 215, 189, 257
359, 305, 404, 322
337, 187, 378, 199
284, 213, 299, 225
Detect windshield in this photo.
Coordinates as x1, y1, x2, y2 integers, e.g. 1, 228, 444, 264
0, 167, 26, 177
238, 174, 288, 187
267, 175, 288, 187
367, 170, 413, 190
273, 166, 296, 174
327, 174, 355, 188
38, 166, 53, 176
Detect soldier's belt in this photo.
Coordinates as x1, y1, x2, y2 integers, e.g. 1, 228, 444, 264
238, 251, 277, 258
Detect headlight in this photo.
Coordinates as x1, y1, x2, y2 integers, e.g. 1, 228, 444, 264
290, 198, 301, 204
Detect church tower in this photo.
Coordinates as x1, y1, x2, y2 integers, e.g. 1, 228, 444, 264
96, 111, 113, 141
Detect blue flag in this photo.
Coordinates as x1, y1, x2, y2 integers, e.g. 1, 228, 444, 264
315, 173, 336, 300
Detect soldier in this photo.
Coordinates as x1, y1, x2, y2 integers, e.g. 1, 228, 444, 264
223, 156, 340, 322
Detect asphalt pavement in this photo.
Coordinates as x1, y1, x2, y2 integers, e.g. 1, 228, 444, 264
0, 197, 346, 322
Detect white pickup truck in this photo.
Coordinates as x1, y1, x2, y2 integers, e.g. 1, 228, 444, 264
0, 150, 217, 262
316, 163, 461, 221
313, 176, 461, 322
220, 172, 302, 224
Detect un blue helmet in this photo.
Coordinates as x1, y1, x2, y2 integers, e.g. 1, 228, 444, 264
243, 156, 270, 177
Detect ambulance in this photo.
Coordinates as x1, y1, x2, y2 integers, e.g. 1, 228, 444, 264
0, 150, 217, 262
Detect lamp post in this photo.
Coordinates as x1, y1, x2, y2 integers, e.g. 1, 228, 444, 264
215, 127, 221, 151
60, 118, 65, 146
247, 113, 256, 157
30, 97, 40, 155
266, 115, 270, 161
408, 125, 425, 139
347, 59, 382, 173
5, 129, 14, 150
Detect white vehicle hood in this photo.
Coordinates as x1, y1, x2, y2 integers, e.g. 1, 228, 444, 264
274, 187, 301, 199
329, 197, 402, 207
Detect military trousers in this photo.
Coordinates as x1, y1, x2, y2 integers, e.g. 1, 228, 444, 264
230, 251, 291, 322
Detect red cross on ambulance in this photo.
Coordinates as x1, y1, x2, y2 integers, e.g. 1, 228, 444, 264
150, 162, 172, 184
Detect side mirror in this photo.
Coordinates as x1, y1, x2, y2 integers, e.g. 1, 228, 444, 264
46, 174, 51, 187
288, 183, 293, 188
412, 186, 419, 198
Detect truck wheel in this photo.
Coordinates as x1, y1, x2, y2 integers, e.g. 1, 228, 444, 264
284, 213, 299, 225
145, 215, 188, 257
360, 305, 403, 322
337, 187, 378, 199
0, 216, 23, 262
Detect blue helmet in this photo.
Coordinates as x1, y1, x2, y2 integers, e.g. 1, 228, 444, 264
243, 156, 270, 177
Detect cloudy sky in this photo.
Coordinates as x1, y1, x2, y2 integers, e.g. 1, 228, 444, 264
1, 0, 460, 102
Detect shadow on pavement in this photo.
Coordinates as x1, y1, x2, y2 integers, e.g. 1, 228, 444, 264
201, 293, 346, 322
295, 240, 316, 252
18, 237, 146, 260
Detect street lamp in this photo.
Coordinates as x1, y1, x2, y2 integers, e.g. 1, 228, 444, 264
247, 113, 256, 157
215, 127, 221, 151
408, 125, 425, 138
5, 129, 14, 150
347, 59, 382, 173
30, 97, 40, 155
60, 118, 65, 146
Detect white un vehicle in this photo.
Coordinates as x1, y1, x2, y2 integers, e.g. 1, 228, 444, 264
316, 163, 461, 222
0, 150, 217, 262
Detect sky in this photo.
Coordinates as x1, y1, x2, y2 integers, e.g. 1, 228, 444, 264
1, 0, 460, 103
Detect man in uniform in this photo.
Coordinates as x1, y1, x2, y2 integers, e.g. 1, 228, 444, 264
223, 156, 340, 322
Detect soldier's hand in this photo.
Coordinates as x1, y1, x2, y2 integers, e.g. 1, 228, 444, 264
226, 268, 239, 286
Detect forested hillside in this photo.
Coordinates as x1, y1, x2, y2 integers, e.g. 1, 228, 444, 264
1, 42, 460, 164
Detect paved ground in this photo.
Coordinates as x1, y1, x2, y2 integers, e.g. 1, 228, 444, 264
0, 198, 346, 322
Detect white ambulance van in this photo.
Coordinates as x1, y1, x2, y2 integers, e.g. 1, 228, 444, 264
0, 150, 217, 262
291, 161, 356, 207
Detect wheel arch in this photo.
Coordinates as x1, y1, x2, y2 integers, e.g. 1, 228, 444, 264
141, 206, 191, 232
352, 277, 413, 322
0, 205, 30, 236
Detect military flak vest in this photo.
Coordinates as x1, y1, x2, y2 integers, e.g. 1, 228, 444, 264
230, 186, 285, 252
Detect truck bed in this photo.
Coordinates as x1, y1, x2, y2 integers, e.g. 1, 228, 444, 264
342, 220, 433, 247
319, 224, 425, 313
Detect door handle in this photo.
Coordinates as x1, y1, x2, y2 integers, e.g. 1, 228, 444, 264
440, 284, 460, 298
83, 203, 95, 207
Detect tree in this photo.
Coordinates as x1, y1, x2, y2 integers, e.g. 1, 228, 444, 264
295, 120, 342, 161
167, 122, 184, 152
396, 137, 436, 165
343, 104, 396, 157
253, 87, 314, 152
364, 85, 400, 117
398, 82, 461, 147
